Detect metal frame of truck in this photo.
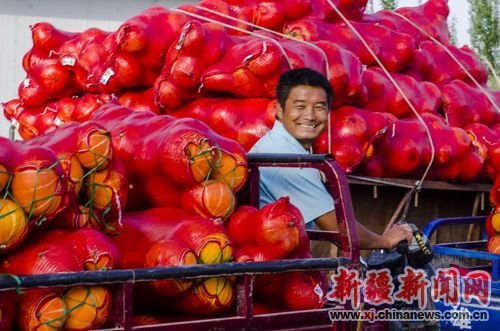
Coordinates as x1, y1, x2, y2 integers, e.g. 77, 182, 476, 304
0, 154, 362, 330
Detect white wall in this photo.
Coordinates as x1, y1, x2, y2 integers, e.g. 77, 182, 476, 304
0, 0, 197, 138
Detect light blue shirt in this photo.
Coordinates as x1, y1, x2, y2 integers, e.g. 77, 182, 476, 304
249, 121, 335, 228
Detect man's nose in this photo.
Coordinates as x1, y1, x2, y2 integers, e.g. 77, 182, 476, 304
302, 107, 317, 120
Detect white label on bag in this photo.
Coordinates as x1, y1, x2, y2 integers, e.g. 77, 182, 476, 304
54, 117, 64, 126
243, 53, 255, 63
61, 56, 76, 66
314, 284, 324, 300
100, 68, 115, 85
11, 119, 19, 129
23, 78, 30, 88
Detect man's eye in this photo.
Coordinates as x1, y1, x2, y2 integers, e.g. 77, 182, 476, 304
315, 107, 327, 111
295, 106, 305, 110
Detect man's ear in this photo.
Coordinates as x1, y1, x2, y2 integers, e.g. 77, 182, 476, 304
276, 104, 284, 121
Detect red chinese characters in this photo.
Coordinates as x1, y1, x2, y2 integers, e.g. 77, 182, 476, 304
363, 269, 394, 306
462, 270, 491, 306
327, 266, 362, 309
431, 267, 460, 308
394, 266, 431, 310
326, 266, 491, 310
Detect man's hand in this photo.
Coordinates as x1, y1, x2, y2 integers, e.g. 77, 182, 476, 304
382, 223, 414, 250
315, 211, 414, 250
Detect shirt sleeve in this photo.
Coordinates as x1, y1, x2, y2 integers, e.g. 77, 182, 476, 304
259, 166, 335, 224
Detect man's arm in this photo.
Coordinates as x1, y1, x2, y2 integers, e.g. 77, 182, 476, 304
315, 211, 413, 250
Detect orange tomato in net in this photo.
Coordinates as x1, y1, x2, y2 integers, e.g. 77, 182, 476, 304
210, 150, 247, 192
60, 155, 84, 197
11, 167, 62, 218
145, 240, 197, 297
17, 290, 66, 331
180, 180, 235, 221
0, 164, 10, 192
77, 130, 111, 171
63, 286, 112, 331
488, 235, 500, 254
85, 167, 126, 210
0, 199, 28, 252
179, 277, 235, 316
186, 139, 214, 183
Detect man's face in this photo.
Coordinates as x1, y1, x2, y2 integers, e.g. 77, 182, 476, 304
277, 85, 328, 150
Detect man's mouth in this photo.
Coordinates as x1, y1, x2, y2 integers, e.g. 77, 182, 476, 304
297, 123, 319, 129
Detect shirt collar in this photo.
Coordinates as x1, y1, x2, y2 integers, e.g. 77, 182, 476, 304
271, 120, 310, 153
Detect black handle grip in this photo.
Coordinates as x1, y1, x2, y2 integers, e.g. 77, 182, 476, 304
396, 240, 409, 254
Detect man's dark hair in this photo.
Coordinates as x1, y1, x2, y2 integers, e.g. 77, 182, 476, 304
276, 68, 333, 110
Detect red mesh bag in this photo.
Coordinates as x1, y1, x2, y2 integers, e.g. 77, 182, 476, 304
6, 142, 67, 242
58, 27, 115, 93
284, 17, 416, 72
423, 114, 484, 182
113, 208, 232, 267
0, 141, 28, 253
354, 67, 441, 118
180, 180, 236, 222
57, 8, 189, 95
1, 231, 114, 331
281, 272, 327, 310
66, 229, 122, 271
364, 0, 450, 45
226, 205, 259, 247
4, 94, 112, 139
82, 157, 128, 227
26, 121, 126, 232
403, 41, 488, 85
3, 98, 64, 140
15, 289, 67, 331
357, 118, 429, 178
170, 215, 233, 264
395, 0, 450, 44
202, 38, 292, 98
255, 197, 302, 259
154, 21, 240, 110
179, 0, 254, 36
26, 121, 112, 176
358, 114, 484, 182
91, 105, 248, 209
314, 106, 396, 173
1, 236, 80, 275
173, 98, 276, 151
314, 41, 363, 107
18, 7, 188, 104
226, 199, 324, 311
116, 87, 161, 115
3, 236, 73, 330
201, 36, 363, 104
18, 23, 80, 107
115, 7, 189, 71
144, 239, 198, 297
0, 292, 15, 331
159, 117, 247, 189
466, 123, 500, 180
182, 0, 367, 30
176, 277, 235, 316
316, 0, 368, 23
441, 80, 500, 128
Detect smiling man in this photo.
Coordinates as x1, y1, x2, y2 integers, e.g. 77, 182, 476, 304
249, 68, 412, 250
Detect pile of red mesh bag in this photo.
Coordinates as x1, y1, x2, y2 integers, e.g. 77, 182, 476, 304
2, 0, 500, 322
